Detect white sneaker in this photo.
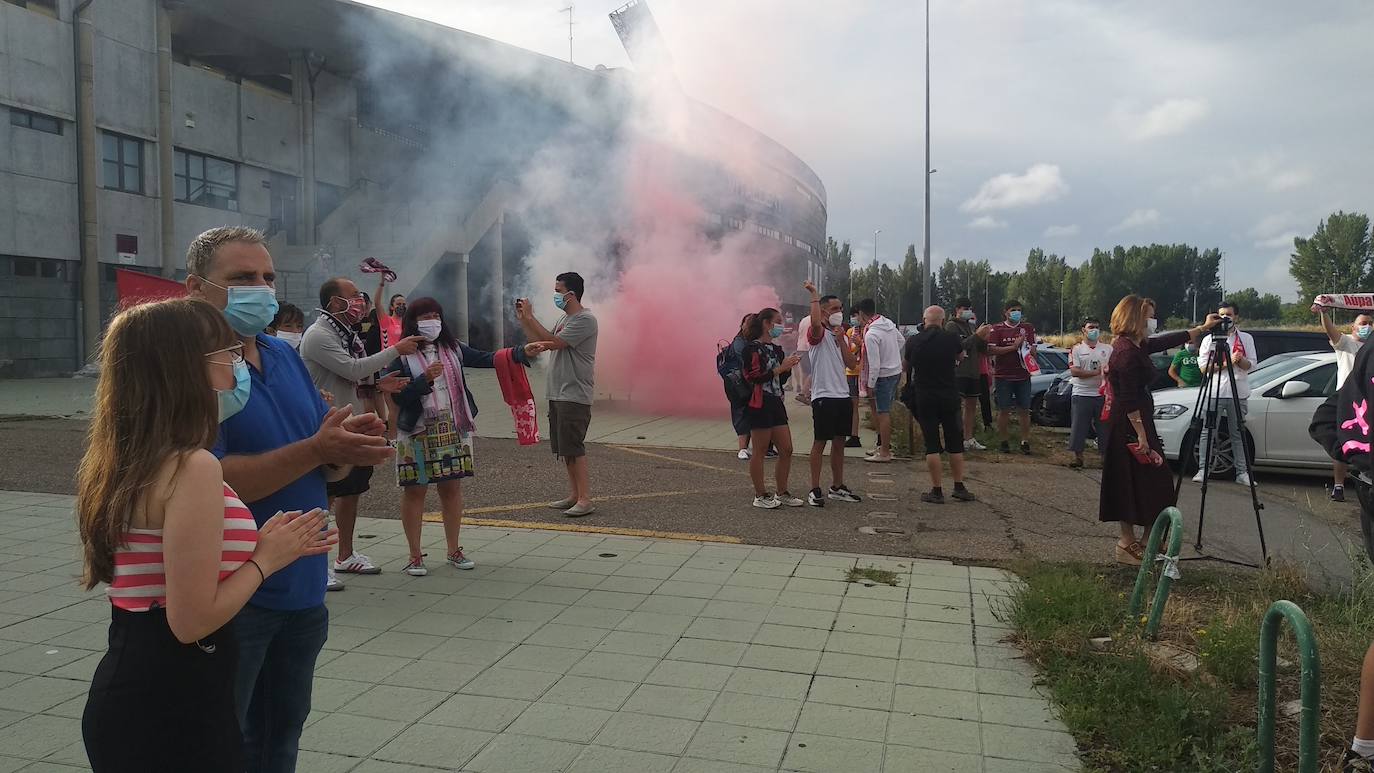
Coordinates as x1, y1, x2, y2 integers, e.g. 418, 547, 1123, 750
1192, 470, 1206, 483
325, 566, 345, 592
964, 439, 987, 452
447, 548, 475, 570
335, 552, 381, 575
1235, 473, 1256, 487
403, 555, 429, 577
776, 492, 805, 507
752, 494, 781, 510
738, 449, 751, 461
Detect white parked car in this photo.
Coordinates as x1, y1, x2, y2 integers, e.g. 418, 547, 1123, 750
1153, 352, 1338, 475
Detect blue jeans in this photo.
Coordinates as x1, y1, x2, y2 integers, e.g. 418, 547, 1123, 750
872, 375, 900, 413
234, 603, 329, 773
994, 379, 1033, 410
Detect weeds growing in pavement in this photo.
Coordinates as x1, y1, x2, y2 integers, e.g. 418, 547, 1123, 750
1002, 558, 1374, 772
845, 566, 901, 586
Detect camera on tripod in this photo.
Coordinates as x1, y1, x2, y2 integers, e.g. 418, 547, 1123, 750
1215, 315, 1234, 335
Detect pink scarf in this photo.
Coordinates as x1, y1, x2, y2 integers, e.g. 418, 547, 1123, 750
403, 344, 475, 437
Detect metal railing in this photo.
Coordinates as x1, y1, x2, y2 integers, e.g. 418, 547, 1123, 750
1257, 600, 1320, 773
1127, 507, 1183, 639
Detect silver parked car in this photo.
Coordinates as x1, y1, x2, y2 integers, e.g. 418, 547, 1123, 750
1153, 352, 1338, 475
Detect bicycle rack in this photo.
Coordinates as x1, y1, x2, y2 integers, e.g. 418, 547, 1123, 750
1257, 600, 1321, 773
1127, 507, 1183, 640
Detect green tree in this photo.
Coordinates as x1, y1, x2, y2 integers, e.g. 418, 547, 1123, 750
1289, 211, 1372, 302
1223, 287, 1282, 322
824, 237, 854, 305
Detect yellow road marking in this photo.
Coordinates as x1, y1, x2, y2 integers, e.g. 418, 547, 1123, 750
420, 514, 741, 543
608, 445, 744, 474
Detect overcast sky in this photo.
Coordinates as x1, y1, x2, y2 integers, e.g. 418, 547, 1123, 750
358, 0, 1374, 300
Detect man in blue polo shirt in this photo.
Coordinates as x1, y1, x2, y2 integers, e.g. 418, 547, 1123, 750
186, 226, 393, 773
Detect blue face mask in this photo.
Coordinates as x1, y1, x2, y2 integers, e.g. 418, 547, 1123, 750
1359, 325, 1372, 341
217, 359, 251, 422
203, 279, 279, 337
770, 324, 784, 339
554, 292, 569, 311
1085, 329, 1100, 341
1008, 310, 1023, 324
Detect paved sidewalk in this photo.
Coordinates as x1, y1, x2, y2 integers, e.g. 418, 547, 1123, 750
0, 490, 1080, 772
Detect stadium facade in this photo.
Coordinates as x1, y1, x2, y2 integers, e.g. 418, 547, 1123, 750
0, 0, 827, 376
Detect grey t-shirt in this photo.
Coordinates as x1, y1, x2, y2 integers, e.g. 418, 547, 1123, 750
549, 310, 598, 405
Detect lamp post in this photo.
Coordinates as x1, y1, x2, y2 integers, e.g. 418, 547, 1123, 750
874, 228, 882, 312
921, 0, 932, 310
1059, 276, 1065, 336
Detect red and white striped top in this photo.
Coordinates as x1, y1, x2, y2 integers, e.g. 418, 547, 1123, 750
107, 484, 259, 612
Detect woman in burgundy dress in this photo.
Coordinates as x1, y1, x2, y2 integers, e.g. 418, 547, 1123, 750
1099, 295, 1220, 564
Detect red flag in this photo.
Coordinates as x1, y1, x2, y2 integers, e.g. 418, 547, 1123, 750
115, 269, 187, 309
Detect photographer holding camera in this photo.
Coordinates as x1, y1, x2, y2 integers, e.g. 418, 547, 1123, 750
1192, 302, 1257, 487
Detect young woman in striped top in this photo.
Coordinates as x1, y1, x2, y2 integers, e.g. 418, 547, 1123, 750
77, 299, 337, 773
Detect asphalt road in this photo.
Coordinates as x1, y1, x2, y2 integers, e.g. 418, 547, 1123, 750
4, 417, 1362, 578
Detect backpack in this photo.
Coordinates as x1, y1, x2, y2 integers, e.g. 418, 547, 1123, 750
717, 339, 752, 403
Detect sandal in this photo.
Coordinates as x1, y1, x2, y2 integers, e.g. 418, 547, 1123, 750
1114, 541, 1145, 566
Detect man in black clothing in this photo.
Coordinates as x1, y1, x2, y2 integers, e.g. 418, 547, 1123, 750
904, 305, 976, 504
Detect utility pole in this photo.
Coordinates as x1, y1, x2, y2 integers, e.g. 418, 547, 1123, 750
559, 5, 574, 64
1059, 276, 1065, 335
920, 0, 932, 310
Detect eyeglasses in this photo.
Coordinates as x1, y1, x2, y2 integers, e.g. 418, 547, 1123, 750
205, 343, 245, 367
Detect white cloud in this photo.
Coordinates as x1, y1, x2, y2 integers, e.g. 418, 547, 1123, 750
1254, 232, 1299, 250
1043, 224, 1080, 238
1117, 97, 1209, 141
1110, 208, 1161, 232
1203, 156, 1314, 193
967, 215, 1008, 230
960, 164, 1069, 213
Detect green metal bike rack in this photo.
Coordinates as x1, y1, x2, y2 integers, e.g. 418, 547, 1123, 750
1257, 600, 1321, 773
1127, 507, 1183, 639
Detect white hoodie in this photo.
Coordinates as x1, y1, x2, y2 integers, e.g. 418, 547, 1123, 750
863, 315, 906, 387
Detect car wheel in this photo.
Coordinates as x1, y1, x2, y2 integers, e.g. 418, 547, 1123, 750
1186, 423, 1256, 478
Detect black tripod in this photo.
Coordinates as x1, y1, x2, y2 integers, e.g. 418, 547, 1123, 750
1173, 328, 1269, 566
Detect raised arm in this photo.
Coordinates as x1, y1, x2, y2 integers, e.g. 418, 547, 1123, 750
301, 326, 423, 384
515, 299, 558, 344
1319, 307, 1342, 346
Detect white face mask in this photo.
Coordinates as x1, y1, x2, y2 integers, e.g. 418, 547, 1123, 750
828, 312, 843, 327
274, 331, 302, 350
417, 319, 443, 342
1146, 318, 1158, 335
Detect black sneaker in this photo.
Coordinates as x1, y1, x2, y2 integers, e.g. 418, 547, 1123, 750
1020, 441, 1032, 455
999, 441, 1011, 454
1333, 485, 1347, 503
921, 490, 946, 504
808, 488, 825, 507
828, 485, 862, 503
765, 448, 779, 459
1343, 750, 1374, 773
951, 487, 976, 502
845, 436, 862, 448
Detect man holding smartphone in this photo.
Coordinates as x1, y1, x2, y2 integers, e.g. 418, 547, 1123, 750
516, 272, 599, 517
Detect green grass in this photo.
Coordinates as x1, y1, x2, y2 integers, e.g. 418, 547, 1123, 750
845, 566, 901, 586
1002, 559, 1374, 772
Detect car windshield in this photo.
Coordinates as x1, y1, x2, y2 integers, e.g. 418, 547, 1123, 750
1037, 351, 1068, 372
1247, 356, 1317, 386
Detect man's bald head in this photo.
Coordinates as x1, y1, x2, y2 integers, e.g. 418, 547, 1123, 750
923, 305, 945, 327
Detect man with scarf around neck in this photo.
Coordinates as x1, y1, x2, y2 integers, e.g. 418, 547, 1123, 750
301, 277, 424, 587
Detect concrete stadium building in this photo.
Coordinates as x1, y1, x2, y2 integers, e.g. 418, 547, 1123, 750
0, 0, 827, 377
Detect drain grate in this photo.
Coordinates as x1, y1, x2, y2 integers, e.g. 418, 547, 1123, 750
867, 511, 899, 519
858, 525, 910, 536
868, 493, 898, 501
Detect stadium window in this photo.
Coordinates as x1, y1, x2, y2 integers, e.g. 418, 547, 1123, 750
9, 107, 62, 135
100, 131, 144, 194
3, 0, 58, 19
173, 148, 239, 211
13, 257, 37, 277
